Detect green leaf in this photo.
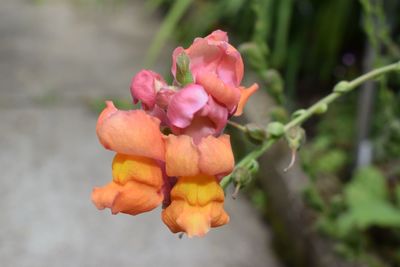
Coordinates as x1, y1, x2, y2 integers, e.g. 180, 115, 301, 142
338, 166, 400, 231
345, 166, 387, 206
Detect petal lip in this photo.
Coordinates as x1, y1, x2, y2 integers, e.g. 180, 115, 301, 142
96, 102, 165, 161
97, 101, 117, 126
167, 84, 208, 128
92, 181, 163, 216
234, 83, 259, 117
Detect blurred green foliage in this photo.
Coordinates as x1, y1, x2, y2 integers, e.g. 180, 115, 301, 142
146, 0, 375, 104
299, 1, 400, 265
311, 167, 400, 267
87, 97, 137, 113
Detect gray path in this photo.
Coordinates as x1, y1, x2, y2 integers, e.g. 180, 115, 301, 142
0, 1, 282, 266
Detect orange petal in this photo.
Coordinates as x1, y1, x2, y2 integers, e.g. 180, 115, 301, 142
92, 181, 163, 215
92, 181, 120, 210
96, 101, 165, 161
198, 135, 234, 176
233, 83, 259, 116
196, 72, 241, 111
92, 153, 164, 216
164, 135, 200, 177
162, 174, 229, 237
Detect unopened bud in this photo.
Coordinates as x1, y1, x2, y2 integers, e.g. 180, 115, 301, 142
231, 167, 253, 199
284, 126, 305, 172
285, 126, 306, 151
248, 159, 259, 174
314, 103, 328, 114
176, 52, 193, 86
266, 121, 285, 138
333, 81, 349, 94
232, 167, 253, 187
245, 123, 267, 143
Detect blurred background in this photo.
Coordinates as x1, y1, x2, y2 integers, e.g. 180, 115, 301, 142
1, 0, 399, 267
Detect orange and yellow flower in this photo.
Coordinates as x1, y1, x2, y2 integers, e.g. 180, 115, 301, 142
92, 101, 165, 215
162, 174, 229, 237
162, 134, 234, 237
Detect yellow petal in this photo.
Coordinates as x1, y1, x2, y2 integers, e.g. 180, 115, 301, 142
112, 153, 162, 188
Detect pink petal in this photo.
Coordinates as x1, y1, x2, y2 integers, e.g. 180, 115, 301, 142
217, 44, 244, 87
171, 40, 222, 82
206, 30, 228, 42
196, 72, 241, 111
179, 116, 216, 144
130, 70, 166, 109
156, 89, 176, 110
171, 30, 243, 88
167, 84, 208, 128
171, 47, 185, 80
199, 96, 228, 134
170, 97, 228, 143
186, 38, 222, 80
147, 105, 169, 127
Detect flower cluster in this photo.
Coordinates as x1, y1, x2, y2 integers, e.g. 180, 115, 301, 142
92, 30, 258, 237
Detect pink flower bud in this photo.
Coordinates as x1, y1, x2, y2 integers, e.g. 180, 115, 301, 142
130, 70, 166, 110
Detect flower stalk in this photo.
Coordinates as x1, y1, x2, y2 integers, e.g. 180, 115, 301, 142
221, 61, 400, 191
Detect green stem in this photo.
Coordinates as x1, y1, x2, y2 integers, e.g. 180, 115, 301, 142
220, 139, 275, 189
284, 61, 400, 131
227, 120, 247, 132
221, 61, 400, 190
